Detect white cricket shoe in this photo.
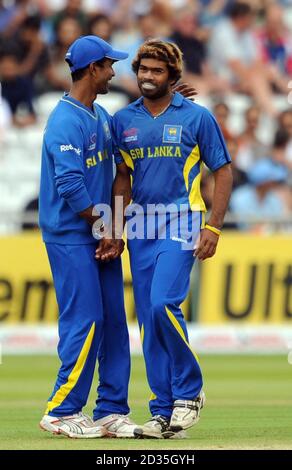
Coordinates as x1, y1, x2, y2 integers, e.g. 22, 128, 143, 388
40, 412, 107, 438
169, 390, 206, 431
94, 414, 139, 438
134, 415, 186, 439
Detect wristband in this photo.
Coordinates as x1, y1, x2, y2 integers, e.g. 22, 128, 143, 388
205, 224, 221, 236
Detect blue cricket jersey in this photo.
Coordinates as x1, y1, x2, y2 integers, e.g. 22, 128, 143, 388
113, 92, 231, 212
39, 94, 113, 244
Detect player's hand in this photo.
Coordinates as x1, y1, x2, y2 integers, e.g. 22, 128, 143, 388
95, 238, 125, 262
194, 229, 219, 261
172, 82, 197, 101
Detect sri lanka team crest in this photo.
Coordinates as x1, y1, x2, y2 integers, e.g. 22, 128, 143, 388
163, 125, 182, 143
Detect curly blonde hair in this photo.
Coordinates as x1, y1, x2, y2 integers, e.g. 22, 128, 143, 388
132, 39, 183, 84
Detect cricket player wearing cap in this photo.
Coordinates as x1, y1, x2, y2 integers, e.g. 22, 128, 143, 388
97, 39, 233, 438
39, 36, 139, 439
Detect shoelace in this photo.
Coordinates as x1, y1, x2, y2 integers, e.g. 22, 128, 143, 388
173, 398, 202, 411
150, 415, 170, 432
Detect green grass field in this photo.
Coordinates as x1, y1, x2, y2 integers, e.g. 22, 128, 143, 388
0, 354, 291, 450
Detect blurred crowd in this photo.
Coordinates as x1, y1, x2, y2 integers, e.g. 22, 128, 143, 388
0, 0, 292, 230
203, 103, 292, 230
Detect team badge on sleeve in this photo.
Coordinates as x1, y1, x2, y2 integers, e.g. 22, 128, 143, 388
163, 125, 182, 143
123, 128, 138, 143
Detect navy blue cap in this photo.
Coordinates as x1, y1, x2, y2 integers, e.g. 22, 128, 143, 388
65, 35, 128, 72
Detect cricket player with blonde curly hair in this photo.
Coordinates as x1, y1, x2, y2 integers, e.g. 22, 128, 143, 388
97, 39, 233, 439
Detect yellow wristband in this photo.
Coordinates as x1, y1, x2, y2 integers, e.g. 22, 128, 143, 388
205, 224, 221, 236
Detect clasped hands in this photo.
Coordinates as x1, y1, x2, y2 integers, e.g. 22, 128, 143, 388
95, 236, 125, 262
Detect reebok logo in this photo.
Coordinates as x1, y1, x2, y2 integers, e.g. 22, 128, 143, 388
60, 144, 81, 155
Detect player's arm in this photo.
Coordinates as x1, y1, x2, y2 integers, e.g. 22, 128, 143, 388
207, 164, 233, 230
194, 109, 233, 261
51, 122, 102, 225
95, 162, 131, 261
78, 206, 103, 227
112, 161, 132, 237
195, 163, 232, 261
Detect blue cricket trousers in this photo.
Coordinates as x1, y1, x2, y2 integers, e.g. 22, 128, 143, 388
127, 211, 203, 418
44, 243, 130, 420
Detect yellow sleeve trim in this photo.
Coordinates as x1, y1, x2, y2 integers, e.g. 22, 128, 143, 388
119, 149, 134, 171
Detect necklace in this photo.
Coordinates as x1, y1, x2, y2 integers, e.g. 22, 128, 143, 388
152, 102, 171, 119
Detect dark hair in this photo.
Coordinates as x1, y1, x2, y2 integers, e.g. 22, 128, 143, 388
70, 64, 88, 81
0, 50, 19, 61
132, 39, 183, 84
273, 128, 290, 149
69, 57, 108, 82
228, 2, 253, 19
21, 15, 42, 31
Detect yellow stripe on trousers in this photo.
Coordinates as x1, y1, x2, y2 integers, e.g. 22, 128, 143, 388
165, 306, 200, 364
45, 322, 95, 415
